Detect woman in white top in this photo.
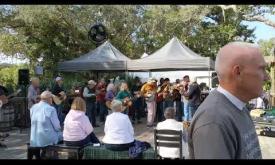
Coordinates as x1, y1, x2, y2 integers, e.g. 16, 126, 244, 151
102, 99, 135, 151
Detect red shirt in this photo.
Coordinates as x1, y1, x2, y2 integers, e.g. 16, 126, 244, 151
96, 82, 106, 102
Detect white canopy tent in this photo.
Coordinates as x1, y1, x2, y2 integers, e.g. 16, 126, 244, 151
127, 37, 215, 86
127, 37, 214, 71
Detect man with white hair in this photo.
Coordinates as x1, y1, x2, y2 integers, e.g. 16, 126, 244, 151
30, 91, 62, 147
52, 76, 66, 125
188, 42, 269, 159
83, 80, 98, 127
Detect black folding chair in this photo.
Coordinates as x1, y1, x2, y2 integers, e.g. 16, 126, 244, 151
154, 129, 183, 159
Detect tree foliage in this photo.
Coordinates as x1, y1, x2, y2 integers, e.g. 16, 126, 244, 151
0, 5, 258, 82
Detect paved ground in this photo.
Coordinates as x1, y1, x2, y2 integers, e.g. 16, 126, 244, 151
0, 117, 275, 159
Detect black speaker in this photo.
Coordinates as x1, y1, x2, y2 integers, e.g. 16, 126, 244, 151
18, 69, 29, 86
211, 72, 219, 88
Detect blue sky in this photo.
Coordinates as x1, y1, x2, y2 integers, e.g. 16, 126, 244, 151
242, 14, 275, 43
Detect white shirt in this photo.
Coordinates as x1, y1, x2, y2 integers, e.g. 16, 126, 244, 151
102, 112, 134, 144
217, 86, 246, 111
256, 97, 265, 109
156, 119, 189, 159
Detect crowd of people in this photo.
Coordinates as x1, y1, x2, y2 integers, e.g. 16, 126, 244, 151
25, 71, 203, 158
0, 41, 271, 159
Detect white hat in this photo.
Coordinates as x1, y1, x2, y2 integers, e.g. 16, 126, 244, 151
147, 77, 157, 83
55, 76, 62, 82
88, 80, 97, 86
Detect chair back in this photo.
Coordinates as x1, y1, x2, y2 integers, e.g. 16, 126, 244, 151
154, 129, 183, 159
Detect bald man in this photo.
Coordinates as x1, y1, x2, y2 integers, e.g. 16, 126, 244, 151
188, 42, 269, 159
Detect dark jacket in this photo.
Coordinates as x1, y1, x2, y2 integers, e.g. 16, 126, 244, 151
184, 82, 201, 106
52, 83, 64, 96
128, 140, 151, 159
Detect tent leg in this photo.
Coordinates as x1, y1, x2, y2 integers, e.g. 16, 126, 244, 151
208, 68, 211, 88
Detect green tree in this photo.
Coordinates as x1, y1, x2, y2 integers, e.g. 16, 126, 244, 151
185, 5, 255, 60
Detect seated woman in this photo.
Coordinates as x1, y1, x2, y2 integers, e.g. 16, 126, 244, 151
102, 99, 135, 151
63, 97, 100, 147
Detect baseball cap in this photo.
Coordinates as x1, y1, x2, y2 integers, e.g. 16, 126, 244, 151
88, 80, 97, 86
55, 76, 62, 82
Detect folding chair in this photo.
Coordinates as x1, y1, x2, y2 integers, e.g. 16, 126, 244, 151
154, 129, 183, 159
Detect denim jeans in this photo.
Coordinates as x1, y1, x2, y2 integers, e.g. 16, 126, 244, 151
175, 101, 182, 122
183, 102, 191, 122
181, 102, 185, 119
86, 102, 97, 127
156, 101, 164, 122
99, 102, 108, 122
132, 98, 142, 122
64, 132, 100, 147
189, 105, 199, 118
163, 100, 174, 110
96, 102, 100, 117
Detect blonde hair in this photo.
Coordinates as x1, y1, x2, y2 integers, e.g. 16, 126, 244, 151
71, 97, 86, 112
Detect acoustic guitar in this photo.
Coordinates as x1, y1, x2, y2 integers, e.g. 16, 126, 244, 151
0, 89, 22, 108
52, 91, 67, 105
106, 97, 133, 112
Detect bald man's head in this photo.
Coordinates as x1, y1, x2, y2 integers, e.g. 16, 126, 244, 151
215, 42, 259, 81
215, 42, 269, 102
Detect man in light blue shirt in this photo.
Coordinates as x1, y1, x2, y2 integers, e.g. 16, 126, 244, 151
30, 91, 62, 147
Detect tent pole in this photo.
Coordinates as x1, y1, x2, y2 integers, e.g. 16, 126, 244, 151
208, 59, 211, 89
125, 61, 128, 81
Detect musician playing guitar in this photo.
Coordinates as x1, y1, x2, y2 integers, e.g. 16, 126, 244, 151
115, 82, 133, 114
27, 77, 41, 110
83, 80, 98, 127
130, 77, 143, 124
161, 78, 174, 110
52, 76, 66, 125
140, 78, 157, 127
